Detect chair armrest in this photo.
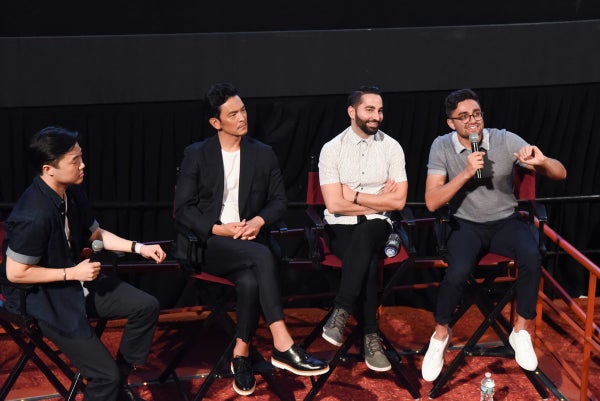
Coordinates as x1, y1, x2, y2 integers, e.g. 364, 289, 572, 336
434, 204, 452, 257
395, 207, 417, 256
519, 199, 548, 257
306, 205, 325, 230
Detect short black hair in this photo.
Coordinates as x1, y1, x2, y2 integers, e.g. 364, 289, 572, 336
444, 88, 480, 118
347, 86, 382, 108
29, 126, 79, 174
204, 83, 239, 119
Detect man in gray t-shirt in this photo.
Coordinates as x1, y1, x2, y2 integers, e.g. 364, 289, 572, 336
421, 89, 567, 382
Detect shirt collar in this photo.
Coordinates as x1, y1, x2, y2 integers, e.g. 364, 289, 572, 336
348, 126, 382, 144
33, 175, 67, 211
452, 128, 490, 153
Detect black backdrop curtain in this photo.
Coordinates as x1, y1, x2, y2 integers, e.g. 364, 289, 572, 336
2, 83, 599, 300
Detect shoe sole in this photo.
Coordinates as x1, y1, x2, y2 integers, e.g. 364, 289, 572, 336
271, 357, 330, 376
232, 382, 256, 396
322, 328, 343, 347
365, 360, 392, 372
231, 363, 256, 396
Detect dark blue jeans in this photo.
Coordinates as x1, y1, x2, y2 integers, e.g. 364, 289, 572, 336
434, 214, 541, 325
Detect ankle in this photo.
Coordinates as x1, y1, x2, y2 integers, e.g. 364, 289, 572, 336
433, 325, 449, 341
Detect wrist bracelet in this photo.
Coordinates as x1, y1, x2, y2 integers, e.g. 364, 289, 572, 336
134, 242, 143, 254
131, 241, 137, 253
353, 191, 360, 205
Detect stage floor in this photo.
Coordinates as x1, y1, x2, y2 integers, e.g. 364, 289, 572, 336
1, 299, 598, 400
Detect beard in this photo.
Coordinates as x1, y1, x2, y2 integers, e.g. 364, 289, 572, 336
355, 114, 380, 135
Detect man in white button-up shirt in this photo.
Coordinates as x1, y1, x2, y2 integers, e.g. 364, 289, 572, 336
318, 86, 408, 372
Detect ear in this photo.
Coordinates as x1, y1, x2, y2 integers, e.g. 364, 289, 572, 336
42, 164, 54, 176
447, 118, 456, 131
209, 117, 221, 131
347, 105, 355, 120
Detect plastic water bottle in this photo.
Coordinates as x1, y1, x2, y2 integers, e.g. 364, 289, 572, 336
480, 372, 495, 401
384, 233, 400, 257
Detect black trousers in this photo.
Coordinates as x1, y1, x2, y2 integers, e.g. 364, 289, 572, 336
203, 235, 284, 343
40, 275, 159, 401
325, 219, 391, 335
435, 214, 542, 325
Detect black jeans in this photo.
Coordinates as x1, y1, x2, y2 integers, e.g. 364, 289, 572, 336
434, 214, 541, 325
325, 219, 391, 335
203, 235, 284, 343
40, 275, 159, 401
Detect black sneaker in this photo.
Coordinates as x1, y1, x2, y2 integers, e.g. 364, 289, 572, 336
230, 356, 256, 396
271, 344, 329, 376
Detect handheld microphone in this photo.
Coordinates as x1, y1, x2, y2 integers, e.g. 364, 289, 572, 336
384, 233, 401, 258
89, 240, 104, 262
469, 133, 482, 179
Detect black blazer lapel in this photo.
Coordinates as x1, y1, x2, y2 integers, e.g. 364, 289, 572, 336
238, 137, 256, 217
206, 135, 225, 214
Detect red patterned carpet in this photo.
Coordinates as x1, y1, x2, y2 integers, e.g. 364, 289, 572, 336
1, 301, 598, 401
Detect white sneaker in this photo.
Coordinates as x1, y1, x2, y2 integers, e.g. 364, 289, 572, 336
509, 329, 538, 371
421, 330, 451, 382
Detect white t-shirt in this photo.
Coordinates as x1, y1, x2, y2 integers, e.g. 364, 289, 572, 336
220, 149, 241, 224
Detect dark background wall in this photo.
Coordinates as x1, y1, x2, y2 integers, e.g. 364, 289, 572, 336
1, 1, 600, 299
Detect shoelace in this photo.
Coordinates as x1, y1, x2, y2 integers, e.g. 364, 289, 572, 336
365, 334, 384, 356
327, 309, 348, 329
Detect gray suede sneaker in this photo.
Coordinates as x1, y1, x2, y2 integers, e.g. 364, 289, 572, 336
322, 307, 350, 346
363, 333, 391, 372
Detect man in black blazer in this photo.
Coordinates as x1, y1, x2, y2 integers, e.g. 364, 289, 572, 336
174, 83, 328, 396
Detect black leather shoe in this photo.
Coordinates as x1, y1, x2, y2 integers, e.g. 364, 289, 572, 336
271, 344, 329, 376
117, 384, 145, 401
231, 356, 256, 396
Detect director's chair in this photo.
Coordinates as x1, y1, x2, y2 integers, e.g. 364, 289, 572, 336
425, 167, 567, 400
0, 220, 100, 401
157, 223, 291, 401
297, 159, 421, 401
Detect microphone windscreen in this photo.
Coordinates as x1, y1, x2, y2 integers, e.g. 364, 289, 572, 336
91, 240, 104, 253
469, 133, 479, 144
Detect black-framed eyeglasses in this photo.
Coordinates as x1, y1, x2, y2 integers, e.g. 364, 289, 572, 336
449, 110, 484, 124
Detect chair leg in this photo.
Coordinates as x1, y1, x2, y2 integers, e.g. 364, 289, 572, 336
428, 280, 563, 400
379, 333, 421, 400
302, 326, 361, 401
0, 320, 70, 399
191, 336, 236, 401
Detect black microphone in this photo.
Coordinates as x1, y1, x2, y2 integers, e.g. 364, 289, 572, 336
469, 133, 482, 179
89, 240, 104, 262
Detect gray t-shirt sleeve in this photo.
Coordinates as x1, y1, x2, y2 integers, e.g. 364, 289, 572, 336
427, 136, 448, 176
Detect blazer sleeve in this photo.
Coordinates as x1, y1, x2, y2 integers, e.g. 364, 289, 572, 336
255, 148, 287, 227
174, 142, 221, 243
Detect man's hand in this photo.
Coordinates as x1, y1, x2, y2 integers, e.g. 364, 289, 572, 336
71, 259, 101, 282
235, 216, 265, 240
139, 244, 167, 263
213, 221, 248, 238
341, 184, 355, 202
514, 145, 546, 166
466, 151, 485, 177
